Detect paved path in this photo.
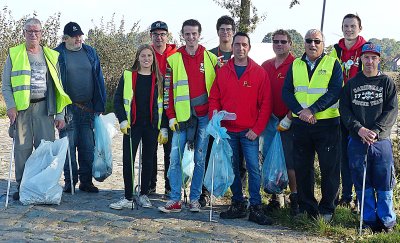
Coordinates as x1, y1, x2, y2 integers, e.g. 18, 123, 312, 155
0, 118, 331, 242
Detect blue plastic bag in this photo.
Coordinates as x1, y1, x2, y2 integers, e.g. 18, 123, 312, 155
204, 110, 236, 198
259, 115, 279, 158
93, 113, 117, 182
262, 129, 288, 194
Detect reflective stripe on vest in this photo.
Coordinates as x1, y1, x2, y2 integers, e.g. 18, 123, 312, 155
167, 50, 217, 122
292, 55, 340, 120
9, 43, 71, 112
123, 70, 163, 129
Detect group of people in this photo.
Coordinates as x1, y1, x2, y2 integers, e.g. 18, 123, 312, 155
1, 13, 397, 232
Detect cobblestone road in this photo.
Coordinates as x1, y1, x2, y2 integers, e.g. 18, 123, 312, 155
0, 118, 331, 242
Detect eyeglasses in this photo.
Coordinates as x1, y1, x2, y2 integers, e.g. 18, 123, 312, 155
25, 30, 42, 35
305, 39, 322, 44
151, 32, 167, 37
272, 40, 288, 44
219, 27, 233, 33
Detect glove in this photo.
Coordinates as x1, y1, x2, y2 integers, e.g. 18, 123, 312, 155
120, 120, 130, 135
277, 115, 292, 132
158, 128, 168, 144
169, 118, 179, 132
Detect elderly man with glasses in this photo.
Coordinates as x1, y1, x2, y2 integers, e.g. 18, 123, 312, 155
282, 29, 343, 221
1, 18, 71, 201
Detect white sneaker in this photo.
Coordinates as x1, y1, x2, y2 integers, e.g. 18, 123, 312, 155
189, 200, 201, 212
139, 195, 152, 208
109, 198, 133, 210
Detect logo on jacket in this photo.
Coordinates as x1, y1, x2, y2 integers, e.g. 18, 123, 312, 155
318, 69, 327, 75
200, 62, 205, 73
243, 81, 251, 87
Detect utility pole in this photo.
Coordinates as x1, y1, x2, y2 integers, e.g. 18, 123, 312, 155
320, 0, 327, 32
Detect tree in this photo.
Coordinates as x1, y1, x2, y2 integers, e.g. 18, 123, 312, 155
86, 14, 150, 99
213, 0, 300, 33
368, 38, 400, 71
262, 29, 304, 57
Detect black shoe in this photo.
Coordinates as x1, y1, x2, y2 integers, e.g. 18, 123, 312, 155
249, 205, 273, 225
63, 182, 76, 193
199, 193, 210, 207
79, 183, 99, 193
289, 193, 299, 216
220, 201, 247, 219
12, 191, 19, 201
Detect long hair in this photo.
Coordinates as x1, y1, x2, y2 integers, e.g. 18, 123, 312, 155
131, 44, 163, 97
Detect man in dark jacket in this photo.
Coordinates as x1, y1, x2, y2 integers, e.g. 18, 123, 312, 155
55, 22, 106, 194
282, 29, 343, 221
339, 43, 397, 233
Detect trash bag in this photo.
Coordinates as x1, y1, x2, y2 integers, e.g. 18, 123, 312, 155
204, 110, 236, 198
93, 113, 117, 182
262, 131, 288, 194
19, 137, 69, 205
259, 114, 279, 159
181, 144, 194, 188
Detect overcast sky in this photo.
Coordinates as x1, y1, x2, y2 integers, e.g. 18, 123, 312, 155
2, 0, 399, 49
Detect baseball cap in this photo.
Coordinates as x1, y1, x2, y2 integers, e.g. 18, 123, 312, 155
361, 43, 381, 56
63, 22, 84, 37
150, 21, 168, 32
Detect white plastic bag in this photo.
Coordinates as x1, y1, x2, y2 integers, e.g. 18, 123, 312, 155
181, 144, 194, 188
93, 113, 117, 182
19, 137, 69, 205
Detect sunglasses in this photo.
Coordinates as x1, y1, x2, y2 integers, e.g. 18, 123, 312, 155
272, 40, 288, 44
305, 39, 322, 44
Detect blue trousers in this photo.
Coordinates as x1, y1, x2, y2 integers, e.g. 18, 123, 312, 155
228, 130, 262, 206
60, 103, 95, 184
348, 137, 397, 228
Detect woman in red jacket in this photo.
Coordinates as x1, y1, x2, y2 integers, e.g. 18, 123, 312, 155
111, 44, 166, 209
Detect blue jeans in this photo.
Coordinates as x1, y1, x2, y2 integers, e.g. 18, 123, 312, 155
60, 103, 95, 184
348, 137, 397, 228
168, 115, 209, 202
228, 130, 261, 206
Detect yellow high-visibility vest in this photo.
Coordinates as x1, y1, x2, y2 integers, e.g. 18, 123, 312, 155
123, 70, 162, 129
167, 50, 217, 122
292, 55, 340, 119
9, 43, 71, 112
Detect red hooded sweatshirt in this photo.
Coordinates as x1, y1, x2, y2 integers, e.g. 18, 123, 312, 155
167, 45, 212, 119
153, 43, 177, 76
208, 58, 272, 136
337, 36, 366, 83
262, 53, 295, 118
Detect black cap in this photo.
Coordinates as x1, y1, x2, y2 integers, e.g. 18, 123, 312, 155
63, 22, 84, 37
150, 21, 168, 32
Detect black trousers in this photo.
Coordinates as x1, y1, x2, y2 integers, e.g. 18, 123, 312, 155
292, 123, 340, 216
150, 128, 173, 191
122, 124, 158, 200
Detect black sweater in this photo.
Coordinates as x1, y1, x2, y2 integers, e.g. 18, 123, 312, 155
339, 72, 398, 139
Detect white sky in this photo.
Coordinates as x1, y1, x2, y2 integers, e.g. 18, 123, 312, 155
2, 0, 399, 49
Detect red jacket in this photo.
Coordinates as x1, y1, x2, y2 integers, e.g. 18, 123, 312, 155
261, 53, 295, 118
208, 58, 272, 135
337, 36, 366, 83
153, 43, 177, 76
167, 45, 210, 119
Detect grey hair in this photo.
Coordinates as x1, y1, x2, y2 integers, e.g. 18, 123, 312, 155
24, 18, 42, 29
305, 29, 325, 42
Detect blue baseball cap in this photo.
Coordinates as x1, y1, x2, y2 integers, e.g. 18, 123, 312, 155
361, 43, 381, 56
150, 21, 168, 32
